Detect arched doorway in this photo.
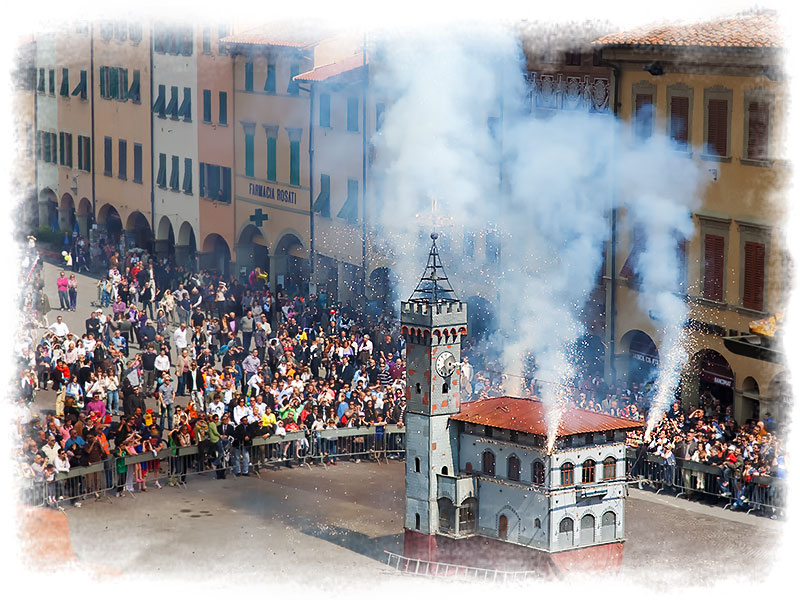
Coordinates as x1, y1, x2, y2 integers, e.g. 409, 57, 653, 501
437, 498, 455, 533
77, 197, 92, 239
498, 514, 508, 540
274, 232, 310, 297
580, 514, 595, 545
236, 224, 269, 282
38, 188, 58, 232
59, 193, 77, 234
600, 511, 616, 542
202, 233, 231, 277
97, 203, 123, 245
690, 349, 734, 416
366, 267, 396, 318
621, 330, 659, 386
155, 216, 175, 262
125, 211, 153, 252
177, 222, 198, 270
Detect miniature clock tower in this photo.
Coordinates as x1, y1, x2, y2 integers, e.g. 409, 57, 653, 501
401, 233, 467, 561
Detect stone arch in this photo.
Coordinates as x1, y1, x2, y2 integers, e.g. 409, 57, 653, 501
580, 512, 596, 545
176, 221, 198, 268
600, 510, 617, 541
437, 497, 455, 532
124, 210, 153, 251
496, 505, 520, 542
558, 516, 574, 547
38, 187, 58, 231
236, 223, 269, 276
155, 216, 176, 262
201, 233, 231, 277
96, 203, 123, 243
686, 348, 735, 413
273, 230, 309, 296
620, 329, 659, 385
742, 376, 760, 395
59, 193, 76, 233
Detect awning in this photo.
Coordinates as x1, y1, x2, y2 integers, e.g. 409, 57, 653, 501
723, 335, 784, 364
699, 352, 734, 388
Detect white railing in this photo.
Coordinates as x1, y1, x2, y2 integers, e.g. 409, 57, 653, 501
383, 551, 539, 582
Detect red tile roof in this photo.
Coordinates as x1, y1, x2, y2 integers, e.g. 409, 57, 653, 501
451, 396, 643, 438
221, 21, 333, 49
295, 52, 367, 82
593, 12, 781, 49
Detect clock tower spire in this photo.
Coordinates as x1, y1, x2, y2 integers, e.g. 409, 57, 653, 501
402, 233, 467, 560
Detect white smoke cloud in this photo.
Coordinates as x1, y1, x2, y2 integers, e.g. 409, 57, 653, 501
371, 24, 704, 450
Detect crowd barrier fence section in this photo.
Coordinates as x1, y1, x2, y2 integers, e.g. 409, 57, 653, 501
383, 551, 539, 582
625, 447, 786, 516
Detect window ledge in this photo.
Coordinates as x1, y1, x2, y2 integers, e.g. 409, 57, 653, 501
118, 175, 127, 181
218, 122, 228, 127
691, 296, 728, 310
740, 158, 773, 168
183, 190, 193, 196
133, 178, 142, 184
103, 172, 112, 177
202, 119, 213, 125
732, 305, 767, 318
700, 154, 731, 163
672, 149, 693, 158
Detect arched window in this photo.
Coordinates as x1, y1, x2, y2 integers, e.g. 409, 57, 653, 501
482, 450, 495, 476
580, 514, 596, 545
532, 461, 545, 485
441, 466, 448, 475
601, 511, 617, 541
442, 382, 449, 393
415, 513, 420, 530
534, 518, 541, 529
498, 514, 508, 540
438, 498, 455, 532
507, 455, 521, 481
414, 457, 420, 473
582, 459, 596, 484
415, 382, 421, 394
558, 517, 574, 546
560, 462, 574, 486
603, 456, 616, 480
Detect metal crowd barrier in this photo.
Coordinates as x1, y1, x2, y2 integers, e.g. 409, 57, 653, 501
383, 551, 538, 582
626, 447, 786, 517
17, 426, 406, 509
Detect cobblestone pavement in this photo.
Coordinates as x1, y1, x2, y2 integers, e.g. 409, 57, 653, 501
60, 460, 782, 589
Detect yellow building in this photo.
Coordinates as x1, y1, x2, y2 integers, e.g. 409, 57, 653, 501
12, 35, 37, 230
596, 12, 789, 423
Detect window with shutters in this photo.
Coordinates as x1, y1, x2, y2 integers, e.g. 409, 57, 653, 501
153, 84, 166, 118
742, 241, 766, 311
37, 68, 45, 93
264, 63, 276, 94
59, 68, 69, 97
202, 28, 211, 54
243, 122, 256, 178
133, 143, 142, 183
72, 69, 87, 100
312, 173, 330, 217
287, 128, 302, 186
156, 153, 167, 188
677, 238, 689, 293
582, 459, 596, 483
167, 86, 179, 119
244, 61, 253, 92
126, 70, 140, 103
703, 234, 725, 302
564, 51, 581, 66
58, 132, 65, 165
319, 93, 331, 128
482, 450, 495, 476
118, 139, 127, 180
667, 83, 692, 152
703, 87, 732, 159
619, 225, 644, 281
48, 69, 55, 94
634, 93, 653, 140
287, 64, 299, 95
264, 125, 277, 182
203, 89, 212, 123
183, 158, 192, 194
560, 462, 574, 486
743, 93, 772, 164
169, 155, 180, 191
507, 455, 521, 482
178, 87, 191, 122
103, 137, 112, 176
347, 97, 358, 132
602, 457, 616, 480
219, 92, 228, 125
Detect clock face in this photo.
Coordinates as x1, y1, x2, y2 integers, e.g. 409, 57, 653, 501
435, 351, 456, 377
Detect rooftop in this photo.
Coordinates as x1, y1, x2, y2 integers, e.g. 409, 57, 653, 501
295, 52, 368, 82
451, 396, 643, 438
593, 12, 781, 49
221, 21, 334, 49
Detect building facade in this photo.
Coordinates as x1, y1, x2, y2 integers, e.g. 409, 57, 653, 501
596, 12, 788, 424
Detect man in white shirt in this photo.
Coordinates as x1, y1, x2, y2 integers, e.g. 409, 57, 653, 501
154, 348, 171, 374
172, 322, 189, 352
208, 395, 225, 419
49, 316, 69, 338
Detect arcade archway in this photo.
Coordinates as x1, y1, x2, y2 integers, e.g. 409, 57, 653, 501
38, 188, 58, 232
155, 216, 176, 262
202, 233, 231, 277
97, 203, 123, 244
621, 329, 659, 386
59, 193, 76, 233
686, 349, 735, 415
236, 224, 269, 279
177, 222, 197, 270
125, 211, 153, 252
274, 232, 309, 297
77, 197, 92, 238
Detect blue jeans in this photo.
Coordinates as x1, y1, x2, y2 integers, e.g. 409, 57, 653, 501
101, 290, 111, 307
233, 445, 250, 474
68, 289, 77, 311
106, 389, 119, 414
58, 290, 69, 310
159, 404, 174, 430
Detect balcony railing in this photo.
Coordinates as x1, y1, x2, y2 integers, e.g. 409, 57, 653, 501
524, 71, 610, 114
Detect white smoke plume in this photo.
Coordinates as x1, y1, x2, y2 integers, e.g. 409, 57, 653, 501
370, 23, 704, 451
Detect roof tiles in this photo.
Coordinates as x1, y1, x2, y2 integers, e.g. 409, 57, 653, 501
295, 53, 367, 82
594, 12, 781, 49
450, 396, 643, 438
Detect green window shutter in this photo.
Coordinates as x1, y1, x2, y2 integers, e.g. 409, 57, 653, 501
156, 153, 166, 187
347, 97, 358, 132
290, 140, 300, 186
221, 167, 231, 202
264, 63, 276, 93
199, 162, 206, 196
245, 61, 253, 91
37, 68, 45, 92
153, 84, 166, 117
66, 134, 73, 167
103, 136, 112, 175
77, 136, 83, 170
208, 165, 220, 198
170, 155, 180, 190
60, 68, 69, 96
287, 64, 299, 95
312, 174, 331, 218
133, 143, 142, 183
183, 158, 192, 193
203, 89, 211, 122
166, 86, 179, 119
109, 67, 119, 100
245, 134, 254, 177
219, 91, 227, 125
59, 132, 64, 165
48, 69, 55, 94
127, 70, 140, 103
179, 87, 191, 121
120, 69, 129, 101
118, 139, 127, 179
72, 70, 87, 99
337, 179, 359, 223
319, 93, 330, 127
99, 66, 106, 98
266, 136, 276, 182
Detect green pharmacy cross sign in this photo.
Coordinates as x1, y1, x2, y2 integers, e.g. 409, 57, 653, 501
250, 208, 268, 227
